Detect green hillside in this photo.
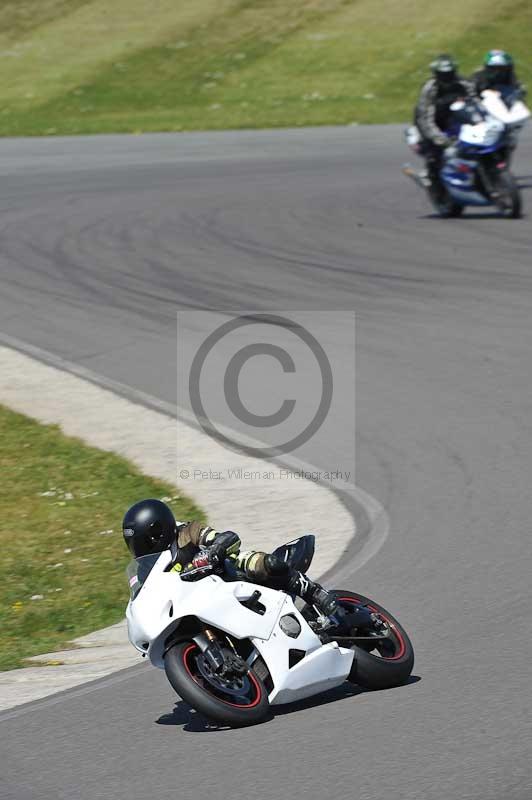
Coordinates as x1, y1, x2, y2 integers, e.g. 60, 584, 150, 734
0, 0, 530, 135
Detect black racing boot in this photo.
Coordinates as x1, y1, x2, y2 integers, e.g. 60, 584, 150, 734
289, 572, 338, 618
427, 161, 440, 189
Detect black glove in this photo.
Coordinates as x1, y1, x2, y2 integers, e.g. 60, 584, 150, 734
207, 530, 240, 563
433, 133, 451, 148
180, 531, 240, 581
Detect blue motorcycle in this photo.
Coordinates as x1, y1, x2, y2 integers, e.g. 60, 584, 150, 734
404, 92, 529, 218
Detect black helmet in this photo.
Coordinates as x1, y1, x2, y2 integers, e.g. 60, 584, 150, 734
122, 499, 176, 557
431, 54, 458, 84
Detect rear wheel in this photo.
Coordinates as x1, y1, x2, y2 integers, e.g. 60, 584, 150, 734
331, 591, 414, 690
165, 641, 270, 727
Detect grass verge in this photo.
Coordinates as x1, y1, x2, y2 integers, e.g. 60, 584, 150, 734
0, 403, 203, 671
0, 0, 530, 136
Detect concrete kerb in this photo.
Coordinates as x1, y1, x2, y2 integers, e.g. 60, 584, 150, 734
0, 340, 388, 711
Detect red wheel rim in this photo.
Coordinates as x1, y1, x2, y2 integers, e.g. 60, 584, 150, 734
337, 596, 406, 660
182, 644, 263, 708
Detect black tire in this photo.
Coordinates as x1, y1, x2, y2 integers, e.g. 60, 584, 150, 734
331, 590, 414, 691
429, 184, 463, 218
164, 641, 270, 728
494, 170, 521, 218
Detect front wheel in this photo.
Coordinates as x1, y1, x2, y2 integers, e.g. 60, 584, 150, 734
494, 170, 521, 218
331, 591, 414, 690
165, 641, 270, 727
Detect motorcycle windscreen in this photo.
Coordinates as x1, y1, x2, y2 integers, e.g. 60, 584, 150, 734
272, 534, 315, 573
126, 552, 162, 599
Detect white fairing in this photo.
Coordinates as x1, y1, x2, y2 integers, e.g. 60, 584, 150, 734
481, 90, 531, 127
126, 551, 354, 706
255, 627, 354, 704
459, 118, 505, 147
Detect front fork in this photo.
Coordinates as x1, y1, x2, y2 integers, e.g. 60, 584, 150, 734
194, 628, 225, 672
476, 157, 506, 200
193, 627, 248, 676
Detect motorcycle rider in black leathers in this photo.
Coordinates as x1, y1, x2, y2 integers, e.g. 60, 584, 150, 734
122, 499, 338, 617
414, 54, 475, 188
471, 50, 526, 98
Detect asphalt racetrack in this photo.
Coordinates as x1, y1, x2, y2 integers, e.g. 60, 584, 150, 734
1, 126, 531, 800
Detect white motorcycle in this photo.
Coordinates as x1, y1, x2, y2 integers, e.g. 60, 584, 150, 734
126, 535, 414, 727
